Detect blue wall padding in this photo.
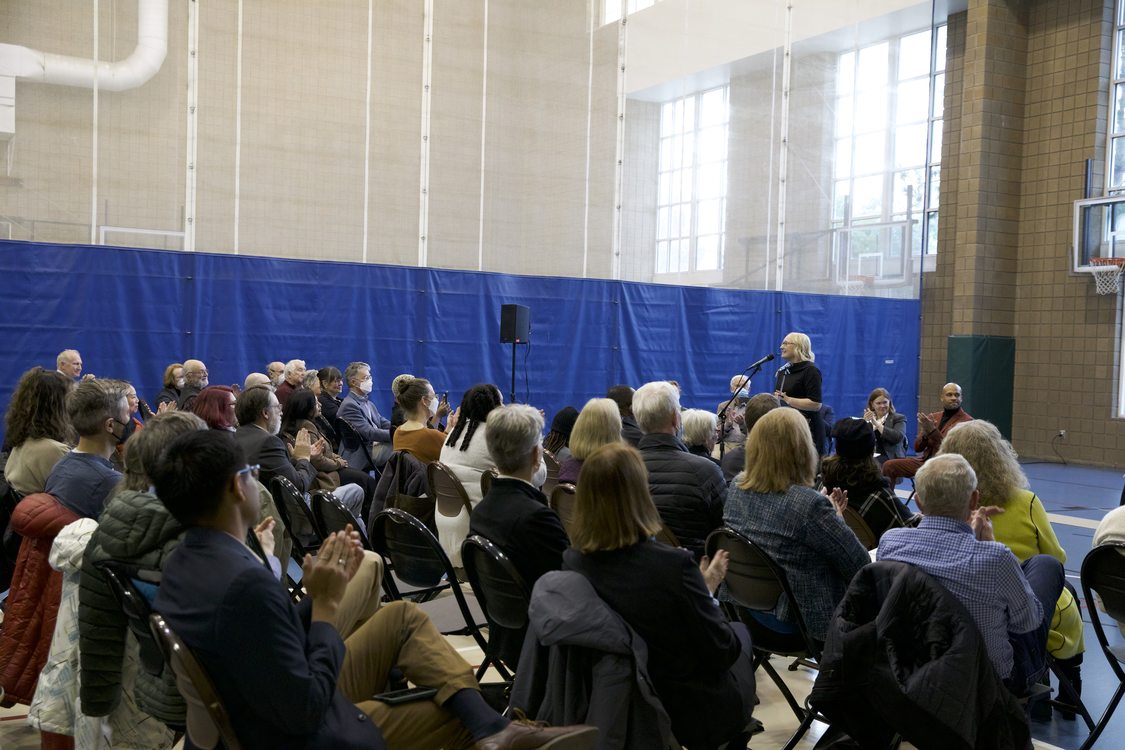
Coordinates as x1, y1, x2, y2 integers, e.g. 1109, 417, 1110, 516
0, 240, 920, 445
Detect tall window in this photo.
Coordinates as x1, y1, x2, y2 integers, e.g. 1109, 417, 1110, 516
832, 26, 945, 277
1109, 2, 1125, 191
603, 0, 658, 26
655, 86, 730, 275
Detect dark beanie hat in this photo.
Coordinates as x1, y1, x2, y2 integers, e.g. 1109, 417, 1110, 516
833, 417, 876, 460
550, 406, 579, 437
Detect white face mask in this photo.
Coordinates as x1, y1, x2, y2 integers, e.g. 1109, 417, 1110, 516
175, 378, 185, 389
428, 395, 439, 417
359, 377, 373, 395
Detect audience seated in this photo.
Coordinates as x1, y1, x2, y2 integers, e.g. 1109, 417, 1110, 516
34, 413, 209, 747
469, 404, 569, 666
281, 390, 377, 514
864, 387, 907, 464
557, 398, 621, 485
606, 384, 642, 446
3, 368, 73, 499
153, 363, 183, 407
882, 382, 971, 484
234, 385, 365, 528
719, 393, 779, 483
391, 377, 448, 464
176, 359, 209, 411
0, 379, 131, 707
941, 420, 1085, 710
633, 380, 725, 559
56, 349, 84, 381
337, 361, 393, 471
439, 384, 504, 507
723, 408, 869, 644
275, 359, 306, 409
542, 407, 578, 463
317, 366, 344, 424
388, 372, 414, 438
151, 430, 593, 749
681, 408, 719, 465
821, 418, 914, 525
562, 442, 756, 749
877, 454, 1064, 694
191, 385, 238, 431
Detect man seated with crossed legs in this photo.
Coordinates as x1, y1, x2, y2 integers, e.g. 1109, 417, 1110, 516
152, 430, 594, 750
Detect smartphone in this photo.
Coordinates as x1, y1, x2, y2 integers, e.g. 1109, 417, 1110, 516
372, 686, 438, 705
441, 391, 449, 402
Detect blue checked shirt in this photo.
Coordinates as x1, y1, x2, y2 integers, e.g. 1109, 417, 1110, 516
877, 515, 1044, 678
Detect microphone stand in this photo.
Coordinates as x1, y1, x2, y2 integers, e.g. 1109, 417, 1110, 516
717, 361, 766, 461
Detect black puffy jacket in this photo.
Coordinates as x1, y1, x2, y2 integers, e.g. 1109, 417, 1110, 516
810, 561, 1031, 750
637, 433, 725, 559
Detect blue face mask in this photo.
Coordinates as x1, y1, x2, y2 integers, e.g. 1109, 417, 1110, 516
735, 388, 750, 399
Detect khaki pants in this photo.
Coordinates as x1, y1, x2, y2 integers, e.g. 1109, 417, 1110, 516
337, 600, 480, 750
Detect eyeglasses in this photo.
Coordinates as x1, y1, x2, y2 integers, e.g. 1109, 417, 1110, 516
237, 464, 261, 480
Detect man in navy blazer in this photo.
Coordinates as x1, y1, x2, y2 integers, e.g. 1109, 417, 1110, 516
336, 361, 394, 471
152, 430, 594, 750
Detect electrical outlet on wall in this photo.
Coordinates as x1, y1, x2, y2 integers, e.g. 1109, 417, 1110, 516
1057, 429, 1066, 439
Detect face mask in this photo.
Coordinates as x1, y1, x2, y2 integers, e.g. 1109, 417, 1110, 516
428, 396, 439, 417
115, 418, 136, 445
175, 377, 185, 389
735, 387, 750, 399
359, 377, 373, 395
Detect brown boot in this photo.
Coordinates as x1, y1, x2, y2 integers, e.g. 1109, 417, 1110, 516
475, 720, 598, 750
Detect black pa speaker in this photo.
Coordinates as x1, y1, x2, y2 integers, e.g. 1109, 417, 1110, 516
500, 304, 530, 344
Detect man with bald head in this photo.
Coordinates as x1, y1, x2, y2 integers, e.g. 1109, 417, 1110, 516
178, 359, 210, 412
57, 349, 84, 380
244, 372, 271, 391
882, 382, 972, 484
266, 361, 285, 388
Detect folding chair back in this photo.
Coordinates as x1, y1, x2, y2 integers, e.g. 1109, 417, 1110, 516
312, 490, 372, 549
269, 476, 324, 555
95, 560, 166, 678
1077, 542, 1125, 750
842, 507, 878, 550
480, 468, 498, 499
462, 534, 531, 631
149, 613, 243, 750
428, 461, 473, 521
548, 483, 578, 537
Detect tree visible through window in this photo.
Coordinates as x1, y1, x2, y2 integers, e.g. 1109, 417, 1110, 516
655, 86, 730, 275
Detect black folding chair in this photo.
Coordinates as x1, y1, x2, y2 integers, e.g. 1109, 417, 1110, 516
150, 613, 243, 750
312, 490, 372, 550
706, 527, 825, 750
480, 468, 498, 499
370, 509, 490, 674
246, 527, 305, 603
462, 535, 529, 680
1076, 542, 1125, 750
95, 561, 167, 679
548, 483, 577, 538
269, 476, 324, 561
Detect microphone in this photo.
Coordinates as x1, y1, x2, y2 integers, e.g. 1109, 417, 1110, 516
748, 353, 775, 370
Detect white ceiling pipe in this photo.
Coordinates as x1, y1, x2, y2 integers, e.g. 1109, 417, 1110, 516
0, 0, 167, 92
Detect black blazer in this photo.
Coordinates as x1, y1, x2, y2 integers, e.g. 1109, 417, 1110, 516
234, 425, 318, 494
469, 478, 568, 590
563, 540, 747, 748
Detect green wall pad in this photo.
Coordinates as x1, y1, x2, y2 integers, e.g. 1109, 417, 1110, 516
946, 335, 1015, 439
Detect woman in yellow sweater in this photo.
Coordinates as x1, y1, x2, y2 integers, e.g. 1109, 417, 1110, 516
941, 420, 1084, 718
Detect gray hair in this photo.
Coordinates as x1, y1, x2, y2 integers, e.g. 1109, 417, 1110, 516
486, 404, 544, 474
681, 408, 717, 448
344, 361, 370, 385
67, 379, 128, 436
283, 359, 305, 378
57, 349, 80, 368
302, 371, 320, 390
632, 381, 681, 434
915, 453, 978, 520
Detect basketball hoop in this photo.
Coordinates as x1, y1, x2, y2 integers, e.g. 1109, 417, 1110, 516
1089, 257, 1125, 295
